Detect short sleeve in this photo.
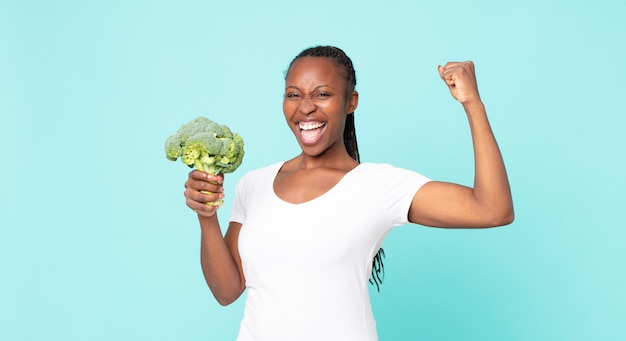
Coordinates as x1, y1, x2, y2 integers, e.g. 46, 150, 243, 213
229, 173, 247, 224
376, 164, 431, 226
229, 162, 284, 225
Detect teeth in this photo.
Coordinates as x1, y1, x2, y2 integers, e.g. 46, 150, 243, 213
299, 121, 326, 130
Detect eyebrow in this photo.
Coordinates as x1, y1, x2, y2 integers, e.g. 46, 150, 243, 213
285, 84, 336, 91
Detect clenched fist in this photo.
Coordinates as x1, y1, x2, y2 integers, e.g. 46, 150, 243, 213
438, 61, 481, 105
184, 170, 225, 218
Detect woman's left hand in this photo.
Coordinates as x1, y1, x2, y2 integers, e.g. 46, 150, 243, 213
438, 61, 481, 105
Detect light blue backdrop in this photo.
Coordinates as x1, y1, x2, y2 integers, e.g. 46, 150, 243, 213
1, 0, 624, 340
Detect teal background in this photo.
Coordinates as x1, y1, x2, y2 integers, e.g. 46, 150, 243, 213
1, 0, 624, 340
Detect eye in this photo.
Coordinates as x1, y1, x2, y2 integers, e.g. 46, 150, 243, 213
315, 92, 330, 98
285, 93, 300, 100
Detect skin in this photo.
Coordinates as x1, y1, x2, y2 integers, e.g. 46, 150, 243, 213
276, 57, 360, 204
184, 57, 514, 305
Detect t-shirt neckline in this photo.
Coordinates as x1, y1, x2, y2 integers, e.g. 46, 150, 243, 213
271, 161, 365, 206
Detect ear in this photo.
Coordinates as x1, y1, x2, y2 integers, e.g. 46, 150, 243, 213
346, 90, 359, 114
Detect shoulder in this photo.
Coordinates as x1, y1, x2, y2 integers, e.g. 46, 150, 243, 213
236, 161, 284, 184
357, 162, 424, 176
231, 161, 283, 209
356, 162, 431, 187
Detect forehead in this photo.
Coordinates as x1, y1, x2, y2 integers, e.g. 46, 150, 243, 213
286, 57, 345, 87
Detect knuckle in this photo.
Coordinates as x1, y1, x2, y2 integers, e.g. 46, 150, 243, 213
198, 182, 211, 192
185, 198, 196, 210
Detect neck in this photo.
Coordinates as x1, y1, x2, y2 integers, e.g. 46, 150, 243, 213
295, 147, 358, 171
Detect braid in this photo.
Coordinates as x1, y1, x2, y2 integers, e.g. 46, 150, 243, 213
343, 114, 359, 163
286, 46, 386, 291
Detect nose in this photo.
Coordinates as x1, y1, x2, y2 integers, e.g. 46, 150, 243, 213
298, 96, 316, 115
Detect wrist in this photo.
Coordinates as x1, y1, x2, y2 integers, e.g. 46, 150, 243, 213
198, 214, 220, 231
462, 99, 486, 115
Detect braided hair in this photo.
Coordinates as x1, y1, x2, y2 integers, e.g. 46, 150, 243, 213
286, 46, 386, 291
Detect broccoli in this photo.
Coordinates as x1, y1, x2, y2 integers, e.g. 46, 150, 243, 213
165, 116, 245, 206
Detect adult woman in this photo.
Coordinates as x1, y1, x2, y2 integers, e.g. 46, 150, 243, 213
184, 46, 513, 340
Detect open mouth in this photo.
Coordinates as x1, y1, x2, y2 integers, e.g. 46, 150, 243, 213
298, 121, 327, 145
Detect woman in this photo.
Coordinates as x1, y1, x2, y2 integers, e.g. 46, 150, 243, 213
184, 46, 513, 341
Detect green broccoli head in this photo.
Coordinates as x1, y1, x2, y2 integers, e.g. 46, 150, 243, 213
217, 132, 244, 173
164, 135, 184, 161
175, 117, 217, 141
164, 116, 245, 175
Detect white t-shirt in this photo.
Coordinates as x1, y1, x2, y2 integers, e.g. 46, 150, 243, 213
230, 162, 430, 341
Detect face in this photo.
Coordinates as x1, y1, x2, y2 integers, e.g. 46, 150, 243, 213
283, 57, 358, 158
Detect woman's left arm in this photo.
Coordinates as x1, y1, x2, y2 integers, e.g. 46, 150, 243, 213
409, 61, 514, 228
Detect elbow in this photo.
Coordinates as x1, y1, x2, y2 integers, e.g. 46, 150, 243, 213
503, 201, 515, 225
489, 206, 515, 227
499, 210, 515, 226
213, 286, 245, 306
216, 296, 237, 307
214, 292, 239, 306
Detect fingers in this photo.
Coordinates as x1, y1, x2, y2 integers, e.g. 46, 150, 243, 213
439, 61, 474, 72
187, 170, 223, 189
437, 65, 449, 85
439, 61, 474, 80
437, 61, 480, 104
437, 64, 444, 77
185, 186, 224, 205
186, 192, 222, 217
188, 169, 224, 184
185, 170, 225, 216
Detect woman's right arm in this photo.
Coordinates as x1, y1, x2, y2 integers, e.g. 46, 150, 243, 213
185, 170, 246, 306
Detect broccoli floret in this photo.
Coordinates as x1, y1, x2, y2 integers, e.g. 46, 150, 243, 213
165, 135, 183, 161
164, 116, 245, 206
